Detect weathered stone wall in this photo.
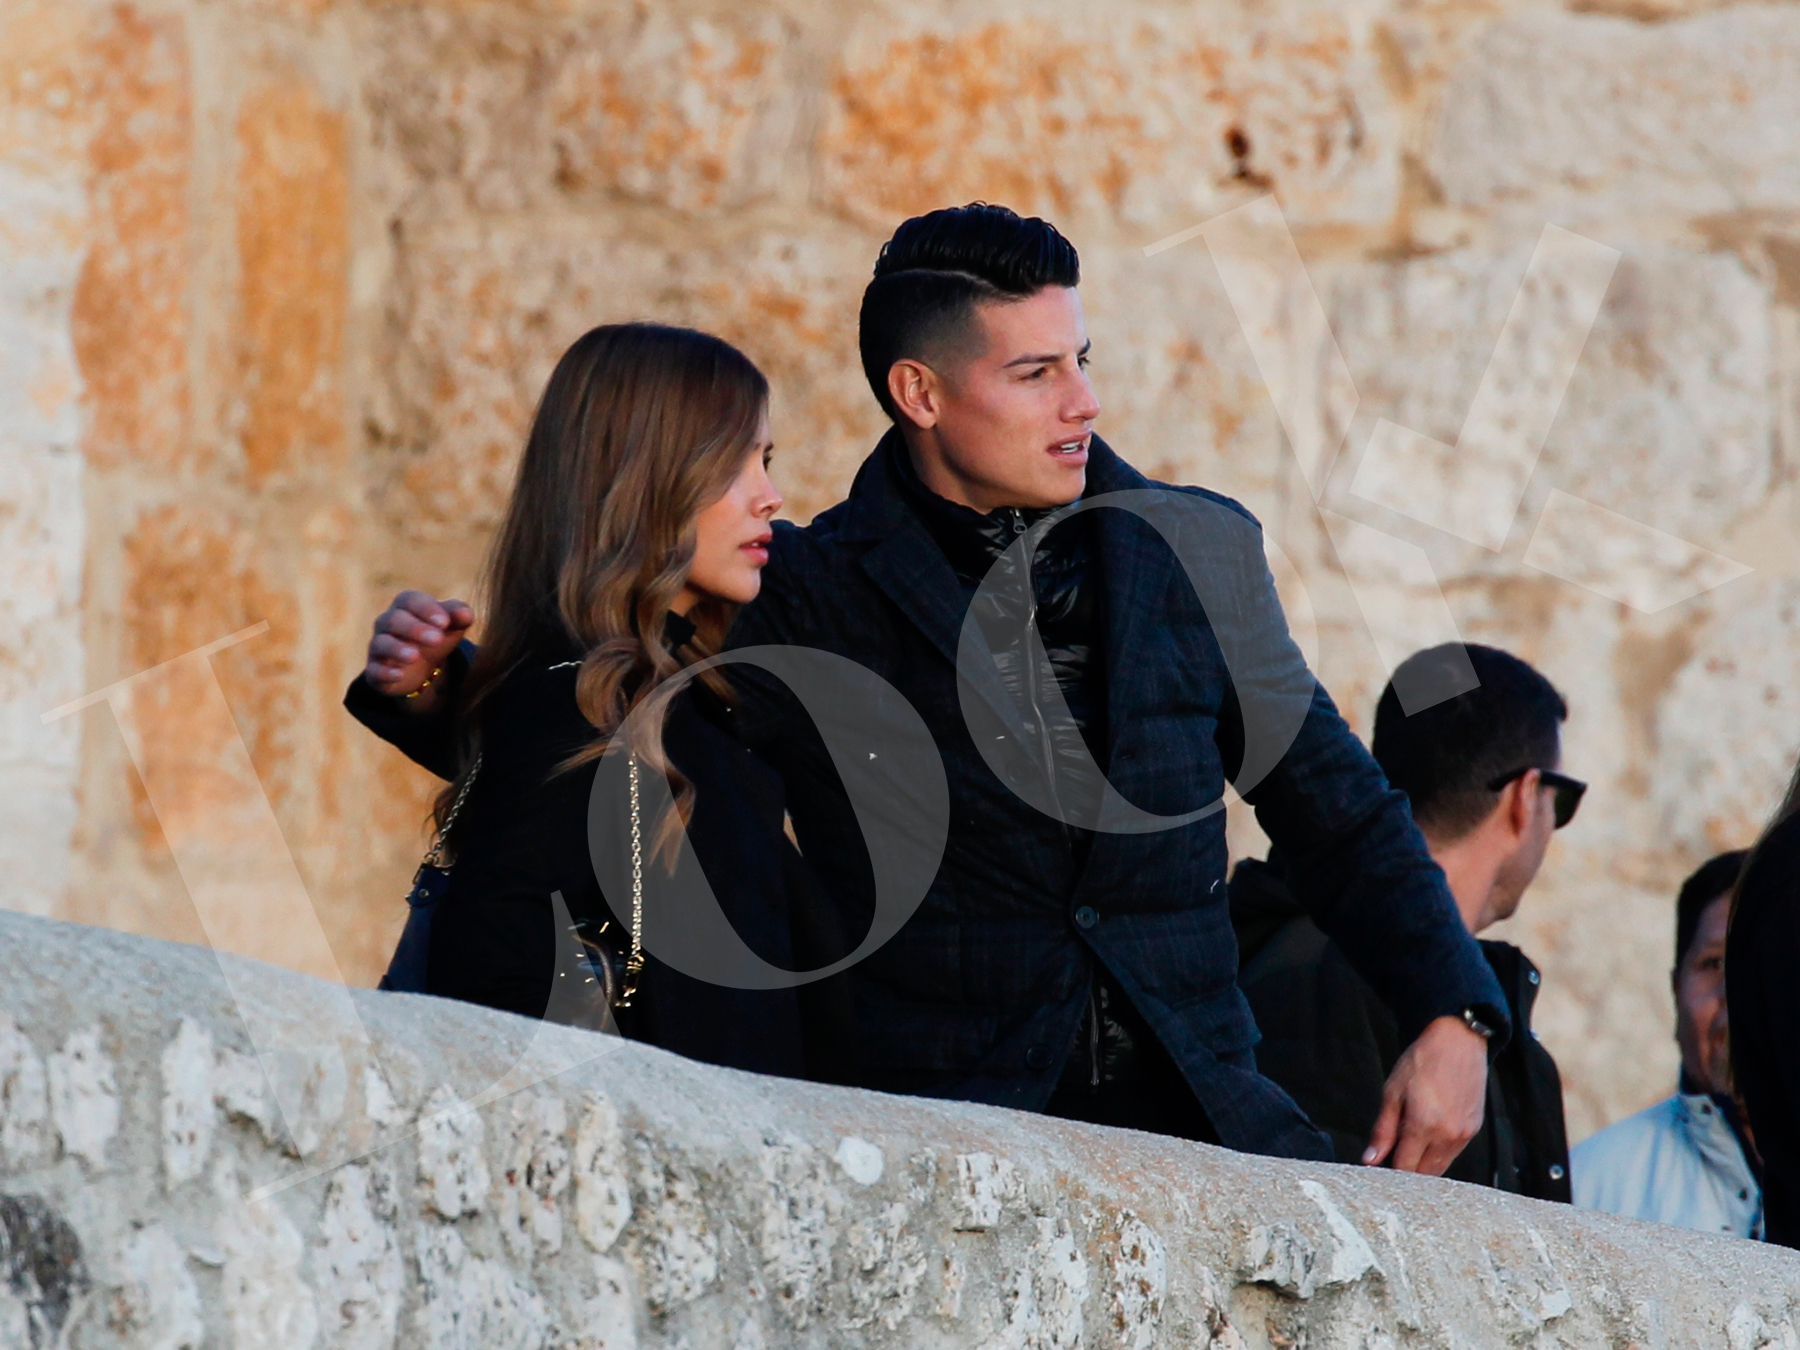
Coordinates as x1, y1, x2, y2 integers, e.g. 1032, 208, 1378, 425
2, 0, 1798, 1143
1, 909, 1795, 1349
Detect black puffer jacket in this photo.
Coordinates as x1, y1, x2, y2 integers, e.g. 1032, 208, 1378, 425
896, 455, 1165, 1101
722, 430, 1506, 1158
893, 448, 1109, 854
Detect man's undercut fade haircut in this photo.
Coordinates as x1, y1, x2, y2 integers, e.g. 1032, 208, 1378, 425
1372, 644, 1569, 842
1675, 850, 1747, 968
859, 203, 1081, 420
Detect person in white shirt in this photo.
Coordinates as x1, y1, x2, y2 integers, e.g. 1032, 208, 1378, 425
1572, 851, 1761, 1238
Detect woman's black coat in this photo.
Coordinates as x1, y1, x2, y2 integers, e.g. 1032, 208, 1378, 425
1727, 808, 1800, 1247
345, 626, 851, 1083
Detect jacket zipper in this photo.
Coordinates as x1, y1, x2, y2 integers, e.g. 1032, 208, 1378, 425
1011, 508, 1069, 841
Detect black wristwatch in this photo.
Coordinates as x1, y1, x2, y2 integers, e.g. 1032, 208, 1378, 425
1461, 1007, 1498, 1040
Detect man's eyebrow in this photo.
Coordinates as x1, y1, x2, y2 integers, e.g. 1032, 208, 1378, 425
1001, 340, 1092, 369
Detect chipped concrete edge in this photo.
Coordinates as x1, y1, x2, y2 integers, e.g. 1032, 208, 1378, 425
0, 909, 1794, 1349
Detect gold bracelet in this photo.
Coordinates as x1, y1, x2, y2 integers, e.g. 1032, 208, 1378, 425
405, 666, 444, 699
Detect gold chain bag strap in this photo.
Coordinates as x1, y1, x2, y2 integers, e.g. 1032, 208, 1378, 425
563, 752, 647, 1013
425, 752, 482, 868
379, 737, 647, 1014
378, 752, 482, 993
620, 753, 646, 1006
544, 657, 644, 1012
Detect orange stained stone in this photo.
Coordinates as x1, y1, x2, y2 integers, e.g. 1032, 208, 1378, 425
0, 0, 86, 167
236, 76, 351, 486
546, 16, 787, 213
72, 4, 193, 473
123, 504, 297, 835
818, 16, 1376, 229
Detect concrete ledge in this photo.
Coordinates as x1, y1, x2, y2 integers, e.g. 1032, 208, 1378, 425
0, 909, 1793, 1348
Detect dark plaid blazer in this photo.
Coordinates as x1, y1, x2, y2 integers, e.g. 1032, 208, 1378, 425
726, 431, 1507, 1160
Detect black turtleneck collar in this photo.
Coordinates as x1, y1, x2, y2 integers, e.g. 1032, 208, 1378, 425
885, 434, 1085, 583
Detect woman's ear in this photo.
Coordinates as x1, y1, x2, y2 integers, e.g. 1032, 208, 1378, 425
887, 359, 941, 430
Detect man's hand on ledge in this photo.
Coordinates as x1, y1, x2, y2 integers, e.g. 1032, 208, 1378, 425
1362, 1013, 1488, 1175
364, 591, 473, 712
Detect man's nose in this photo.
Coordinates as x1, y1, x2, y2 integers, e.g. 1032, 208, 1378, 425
1068, 370, 1101, 424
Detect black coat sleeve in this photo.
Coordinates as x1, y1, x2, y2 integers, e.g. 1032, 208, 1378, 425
719, 528, 882, 942
342, 639, 475, 780
1199, 494, 1509, 1048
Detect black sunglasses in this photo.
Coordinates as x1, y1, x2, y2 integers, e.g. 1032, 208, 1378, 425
1486, 766, 1587, 829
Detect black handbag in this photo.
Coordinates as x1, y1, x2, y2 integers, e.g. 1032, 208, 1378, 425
377, 751, 647, 1007
379, 753, 482, 993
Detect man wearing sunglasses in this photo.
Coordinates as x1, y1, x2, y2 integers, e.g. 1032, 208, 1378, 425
1231, 643, 1583, 1199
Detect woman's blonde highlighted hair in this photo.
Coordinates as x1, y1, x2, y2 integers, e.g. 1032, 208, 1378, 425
434, 323, 769, 845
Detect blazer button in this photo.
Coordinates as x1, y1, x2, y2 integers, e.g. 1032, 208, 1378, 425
1024, 1044, 1053, 1070
1548, 1164, 1566, 1181
1074, 906, 1098, 930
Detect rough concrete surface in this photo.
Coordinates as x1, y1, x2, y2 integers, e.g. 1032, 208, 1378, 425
0, 909, 1795, 1350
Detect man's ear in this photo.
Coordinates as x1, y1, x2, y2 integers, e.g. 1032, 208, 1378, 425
1502, 772, 1538, 841
887, 359, 940, 430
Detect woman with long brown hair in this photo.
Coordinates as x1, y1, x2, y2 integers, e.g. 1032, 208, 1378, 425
346, 322, 846, 1079
1725, 757, 1800, 1246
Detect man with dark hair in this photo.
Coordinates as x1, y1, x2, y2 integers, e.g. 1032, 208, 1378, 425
1232, 643, 1582, 1195
1573, 851, 1761, 1237
362, 204, 1509, 1168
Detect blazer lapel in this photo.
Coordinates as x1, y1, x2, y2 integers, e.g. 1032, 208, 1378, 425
840, 437, 1029, 740
856, 526, 970, 669
1085, 442, 1179, 750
